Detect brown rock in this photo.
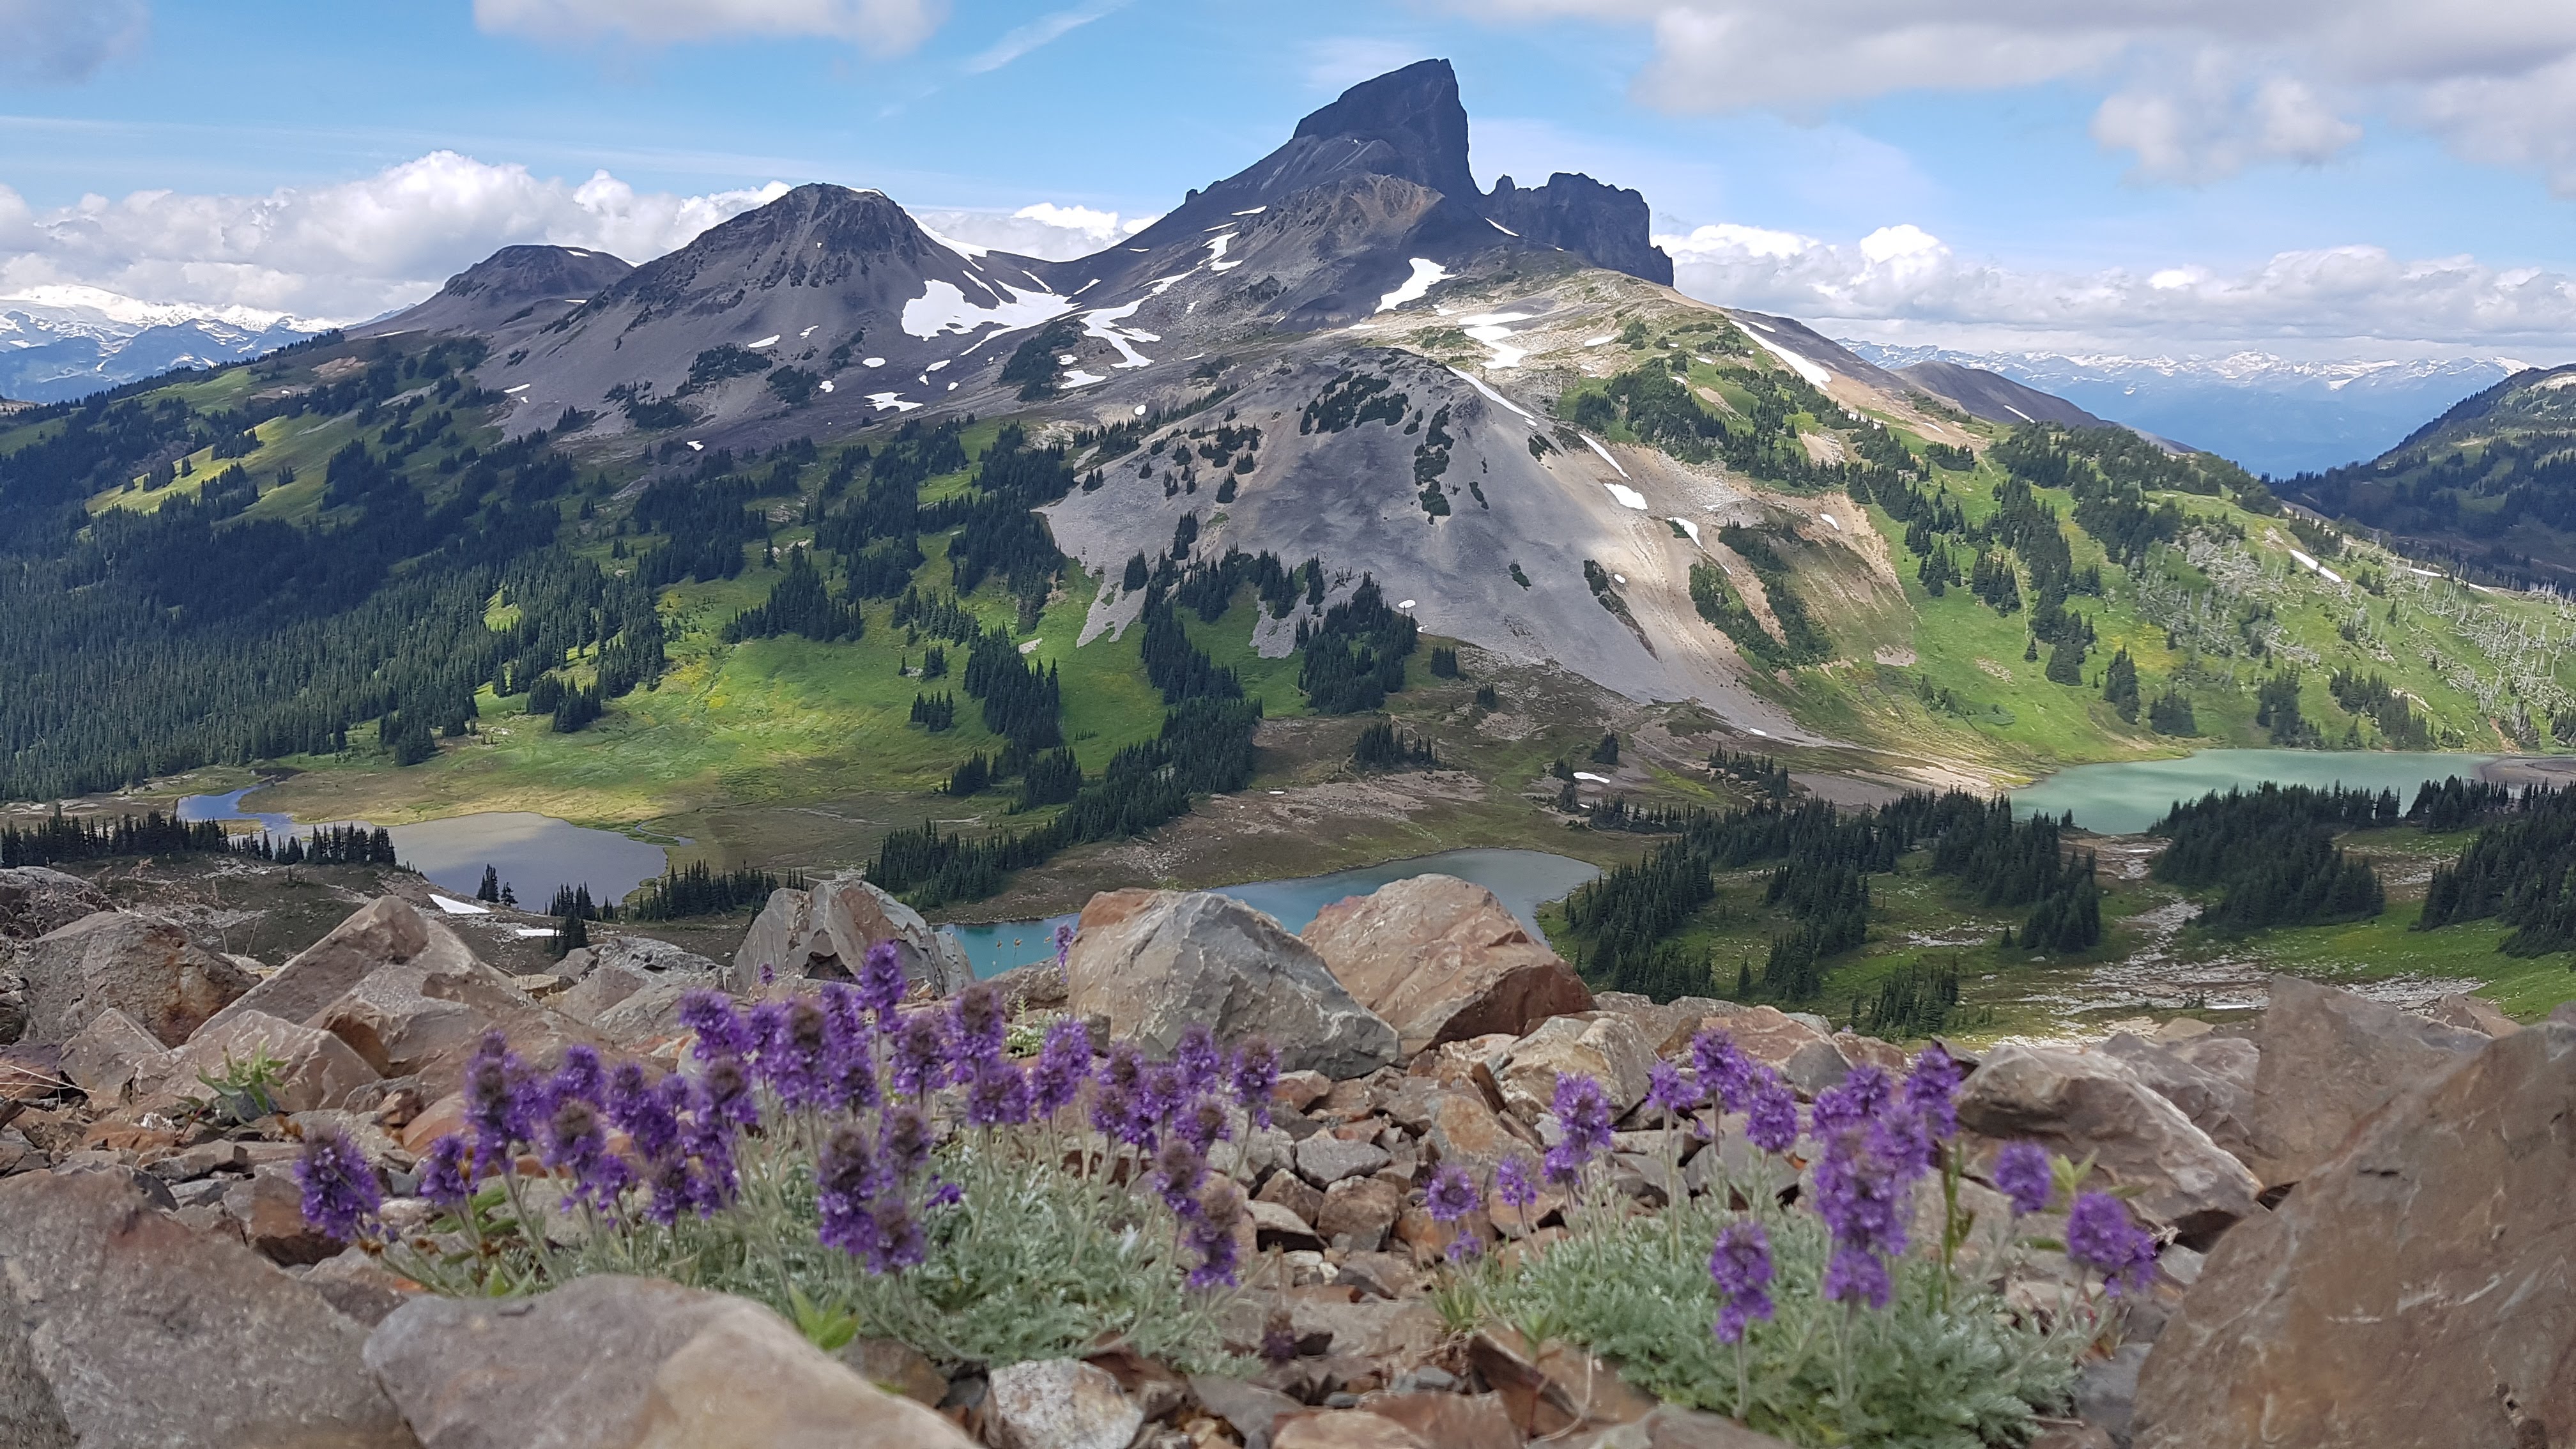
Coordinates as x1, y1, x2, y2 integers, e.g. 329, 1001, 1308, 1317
147, 1008, 380, 1114
300, 1248, 427, 1326
18, 910, 255, 1046
1275, 1410, 1429, 1449
1358, 1392, 1519, 1449
1469, 1328, 1654, 1439
1274, 1071, 1333, 1112
2133, 1021, 2573, 1449
1301, 876, 1594, 1055
225, 1164, 347, 1265
0, 866, 109, 940
1192, 1377, 1303, 1449
1407, 1036, 1513, 1110
556, 935, 722, 1041
1613, 1405, 1799, 1449
2415, 990, 2519, 1038
1958, 1043, 2260, 1247
1496, 1014, 1655, 1123
1258, 1166, 1327, 1223
204, 894, 440, 1032
2244, 974, 2487, 1188
733, 873, 971, 997
1830, 1032, 1910, 1075
367, 1273, 978, 1449
58, 1005, 166, 1103
0, 1168, 412, 1447
988, 1358, 1144, 1449
1587, 993, 1738, 1058
1317, 1176, 1406, 1250
1415, 1085, 1531, 1178
837, 1336, 949, 1406
1692, 1007, 1831, 1076
1250, 1198, 1324, 1247
399, 1089, 468, 1154
1068, 890, 1398, 1078
2096, 1031, 2258, 1165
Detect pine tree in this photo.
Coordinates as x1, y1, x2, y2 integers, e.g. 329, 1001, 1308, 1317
2103, 646, 2140, 722
476, 864, 500, 903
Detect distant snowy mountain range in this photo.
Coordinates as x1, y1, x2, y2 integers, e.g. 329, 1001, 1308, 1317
1839, 342, 2531, 477
0, 286, 330, 404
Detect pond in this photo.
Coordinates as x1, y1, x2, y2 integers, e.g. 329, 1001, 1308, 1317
179, 792, 669, 912
2011, 749, 2506, 837
940, 847, 1604, 979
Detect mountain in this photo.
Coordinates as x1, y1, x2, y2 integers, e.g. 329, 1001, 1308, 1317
1843, 343, 2521, 478
1892, 359, 2114, 430
0, 286, 325, 402
2287, 362, 2576, 586
351, 244, 632, 349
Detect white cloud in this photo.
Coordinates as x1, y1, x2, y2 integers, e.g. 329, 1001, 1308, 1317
0, 0, 148, 83
1657, 220, 2576, 351
961, 0, 1128, 74
473, 0, 946, 54
1442, 0, 2576, 190
0, 152, 788, 323
904, 202, 1156, 261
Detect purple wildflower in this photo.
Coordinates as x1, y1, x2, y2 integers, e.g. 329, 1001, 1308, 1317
861, 1202, 926, 1273
1090, 1082, 1139, 1145
606, 1067, 683, 1161
965, 1057, 1032, 1128
1708, 1219, 1775, 1344
1690, 1029, 1752, 1113
417, 1133, 474, 1213
1053, 923, 1075, 969
1184, 1180, 1244, 1289
548, 1043, 606, 1110
1744, 1069, 1800, 1155
642, 1154, 696, 1227
698, 1055, 758, 1131
889, 1011, 947, 1100
539, 1096, 613, 1195
947, 983, 1007, 1078
879, 1105, 934, 1183
815, 1123, 877, 1256
743, 1000, 791, 1073
759, 960, 777, 988
1903, 1044, 1962, 1142
462, 1034, 533, 1172
1494, 1156, 1540, 1211
926, 1178, 962, 1209
293, 1129, 382, 1243
1544, 1073, 1614, 1184
1173, 1023, 1223, 1096
1135, 1062, 1186, 1135
1154, 1137, 1208, 1215
2065, 1191, 2158, 1297
1809, 1066, 1893, 1137
1992, 1141, 2054, 1216
1029, 1018, 1093, 1119
1425, 1163, 1480, 1223
1647, 1061, 1702, 1120
1821, 1245, 1893, 1310
855, 941, 908, 1026
1229, 1037, 1278, 1129
1446, 1234, 1484, 1263
1176, 1098, 1231, 1154
759, 999, 836, 1110
677, 990, 752, 1061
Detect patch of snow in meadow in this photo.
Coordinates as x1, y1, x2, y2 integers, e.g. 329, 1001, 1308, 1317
1234, 206, 1266, 215
503, 383, 529, 394
1459, 312, 1531, 369
1573, 771, 1609, 783
1606, 483, 1648, 510
818, 379, 834, 392
867, 392, 921, 412
800, 326, 818, 339
1206, 234, 1240, 273
864, 356, 886, 367
751, 334, 781, 348
1820, 513, 1841, 530
1376, 259, 1448, 312
900, 280, 1071, 340
1583, 335, 1618, 347
1488, 219, 1519, 236
1082, 301, 1157, 369
1669, 517, 1701, 544
1744, 328, 1831, 387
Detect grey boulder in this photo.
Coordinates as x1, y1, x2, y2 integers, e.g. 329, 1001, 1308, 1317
2244, 974, 2488, 1188
733, 874, 970, 997
18, 910, 256, 1046
0, 866, 110, 940
556, 935, 722, 1043
1065, 889, 1397, 1078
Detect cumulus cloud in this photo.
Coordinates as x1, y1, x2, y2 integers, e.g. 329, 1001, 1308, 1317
0, 153, 789, 323
0, 0, 148, 84
1443, 0, 2576, 190
473, 0, 945, 54
904, 202, 1154, 260
1657, 220, 2576, 351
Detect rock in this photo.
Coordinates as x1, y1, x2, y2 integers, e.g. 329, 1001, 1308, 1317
1275, 1071, 1333, 1112
2096, 1032, 2258, 1165
989, 959, 1071, 1010
1067, 890, 1399, 1078
204, 895, 443, 1032
1690, 1006, 1832, 1078
1574, 1405, 1798, 1449
1192, 1377, 1304, 1449
2244, 974, 2488, 1188
556, 938, 721, 1041
0, 866, 109, 940
733, 874, 971, 997
301, 1248, 425, 1326
224, 1163, 348, 1265
1356, 1392, 1519, 1449
1250, 1198, 1324, 1247
1586, 993, 1738, 1057
367, 1273, 978, 1449
556, 933, 720, 983
1274, 1410, 1429, 1449
2133, 1022, 2575, 1449
2416, 990, 2519, 1038
838, 1336, 949, 1406
1469, 1328, 1655, 1439
988, 1358, 1144, 1449
2071, 1342, 2147, 1444
0, 1168, 411, 1448
57, 1005, 167, 1102
1496, 1014, 1654, 1123
1411, 1085, 1530, 1177
2025, 1425, 2116, 1449
1830, 1032, 1910, 1075
2160, 1032, 2256, 1090
17, 910, 256, 1046
1776, 1039, 1850, 1096
1300, 875, 1593, 1055
1958, 1043, 2261, 1247
1317, 1177, 1407, 1252
144, 1008, 381, 1114
1258, 1167, 1327, 1223
1297, 1132, 1392, 1186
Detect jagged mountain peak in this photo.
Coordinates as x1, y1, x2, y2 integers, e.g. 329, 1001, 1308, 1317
1290, 58, 1478, 204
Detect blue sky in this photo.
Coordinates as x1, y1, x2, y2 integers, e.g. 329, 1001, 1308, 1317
6, 1, 2576, 357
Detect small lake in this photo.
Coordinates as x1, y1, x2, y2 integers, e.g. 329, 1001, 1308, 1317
940, 847, 1604, 979
2012, 749, 2505, 836
180, 792, 668, 910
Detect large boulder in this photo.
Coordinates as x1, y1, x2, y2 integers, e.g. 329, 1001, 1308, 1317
557, 935, 722, 1043
1495, 1013, 1655, 1123
366, 1273, 977, 1449
1300, 875, 1593, 1055
1066, 890, 1398, 1078
1956, 1043, 2261, 1247
733, 874, 970, 997
0, 1169, 413, 1448
2133, 1023, 2572, 1449
145, 1008, 381, 1114
17, 910, 256, 1046
2096, 1032, 2258, 1166
0, 866, 110, 940
2244, 975, 2488, 1188
57, 1006, 167, 1103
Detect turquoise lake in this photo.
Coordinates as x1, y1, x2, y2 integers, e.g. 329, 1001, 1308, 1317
2011, 749, 2506, 836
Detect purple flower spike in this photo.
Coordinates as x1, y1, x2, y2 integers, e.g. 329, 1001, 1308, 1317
463, 1035, 533, 1173
548, 1044, 606, 1110
1154, 1137, 1208, 1215
965, 1057, 1032, 1128
1903, 1044, 1963, 1141
1744, 1069, 1800, 1156
1690, 1029, 1752, 1113
880, 1105, 935, 1183
1174, 1023, 1223, 1095
417, 1133, 474, 1213
677, 990, 751, 1061
2065, 1191, 2158, 1297
1993, 1141, 2055, 1216
1647, 1061, 1701, 1119
1821, 1245, 1893, 1310
889, 1011, 947, 1100
1030, 1018, 1093, 1119
1229, 1037, 1279, 1129
947, 983, 1007, 1079
1544, 1073, 1614, 1185
1053, 923, 1075, 969
766, 999, 836, 1110
1425, 1163, 1480, 1223
815, 1123, 877, 1256
294, 1129, 382, 1243
1708, 1219, 1775, 1344
698, 1055, 758, 1131
856, 941, 908, 1024
1494, 1156, 1539, 1210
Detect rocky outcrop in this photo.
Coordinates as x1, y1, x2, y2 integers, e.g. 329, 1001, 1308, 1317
1301, 876, 1593, 1055
734, 875, 970, 998
2095, 1031, 2258, 1166
204, 894, 454, 1032
2243, 974, 2488, 1188
557, 935, 722, 1043
1494, 1013, 1655, 1121
367, 1273, 976, 1449
147, 1008, 380, 1114
1066, 890, 1397, 1078
1957, 1042, 2261, 1246
2133, 1023, 2573, 1449
1483, 172, 1674, 286
0, 1169, 413, 1448
0, 866, 109, 940
17, 910, 256, 1046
